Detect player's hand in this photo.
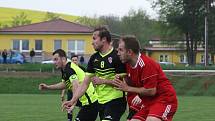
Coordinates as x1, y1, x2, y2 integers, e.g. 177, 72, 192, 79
92, 76, 104, 85
39, 83, 48, 90
132, 95, 142, 106
113, 78, 129, 92
62, 100, 76, 112
115, 74, 123, 80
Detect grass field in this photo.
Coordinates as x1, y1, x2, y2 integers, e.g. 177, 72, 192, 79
0, 94, 215, 121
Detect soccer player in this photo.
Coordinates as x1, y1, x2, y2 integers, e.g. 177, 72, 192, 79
62, 26, 127, 121
60, 55, 85, 121
114, 35, 178, 121
39, 49, 98, 121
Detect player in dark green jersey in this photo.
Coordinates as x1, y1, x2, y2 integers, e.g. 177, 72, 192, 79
63, 27, 127, 121
39, 49, 98, 121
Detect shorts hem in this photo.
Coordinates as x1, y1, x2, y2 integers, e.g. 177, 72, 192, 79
148, 114, 165, 120
132, 116, 145, 121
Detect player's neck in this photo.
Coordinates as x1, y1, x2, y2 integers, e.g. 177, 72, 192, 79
130, 54, 139, 67
100, 44, 112, 55
62, 61, 67, 69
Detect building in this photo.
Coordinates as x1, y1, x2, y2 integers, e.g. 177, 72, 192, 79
144, 38, 215, 65
0, 19, 95, 62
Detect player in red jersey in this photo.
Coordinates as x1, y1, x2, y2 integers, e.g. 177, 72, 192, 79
114, 35, 178, 121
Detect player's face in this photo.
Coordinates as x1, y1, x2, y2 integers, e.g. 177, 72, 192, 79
117, 39, 129, 63
92, 31, 103, 51
53, 53, 64, 69
71, 57, 78, 65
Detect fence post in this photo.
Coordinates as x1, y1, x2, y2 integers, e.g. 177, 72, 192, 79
52, 68, 55, 73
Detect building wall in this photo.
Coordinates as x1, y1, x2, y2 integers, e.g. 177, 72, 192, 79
149, 51, 181, 63
0, 34, 94, 54
148, 51, 215, 64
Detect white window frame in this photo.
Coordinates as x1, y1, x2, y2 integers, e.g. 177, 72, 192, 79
179, 54, 187, 63
12, 39, 29, 52
201, 54, 211, 63
68, 40, 85, 55
159, 54, 169, 62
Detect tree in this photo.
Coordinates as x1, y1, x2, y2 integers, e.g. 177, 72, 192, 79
98, 15, 122, 34
11, 12, 31, 27
43, 12, 60, 21
120, 8, 164, 47
75, 15, 101, 28
153, 0, 206, 65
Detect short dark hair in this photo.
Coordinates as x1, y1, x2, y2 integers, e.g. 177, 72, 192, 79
71, 55, 78, 59
53, 49, 67, 58
94, 26, 111, 43
120, 35, 140, 54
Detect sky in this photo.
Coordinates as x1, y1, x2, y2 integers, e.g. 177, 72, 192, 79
0, 0, 158, 18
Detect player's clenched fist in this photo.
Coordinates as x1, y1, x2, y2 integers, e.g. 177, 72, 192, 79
39, 83, 48, 90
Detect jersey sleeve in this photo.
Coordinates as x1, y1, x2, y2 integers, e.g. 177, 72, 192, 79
66, 67, 78, 83
86, 55, 95, 77
141, 62, 159, 89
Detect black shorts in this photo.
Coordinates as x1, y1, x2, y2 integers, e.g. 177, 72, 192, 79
75, 101, 99, 121
127, 109, 137, 120
99, 97, 127, 121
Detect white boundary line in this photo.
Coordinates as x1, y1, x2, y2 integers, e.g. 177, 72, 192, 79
163, 70, 215, 73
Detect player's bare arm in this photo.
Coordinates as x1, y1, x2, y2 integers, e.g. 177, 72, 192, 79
113, 78, 156, 96
92, 76, 115, 86
61, 89, 65, 101
39, 82, 66, 90
92, 73, 127, 86
62, 79, 80, 111
62, 75, 91, 110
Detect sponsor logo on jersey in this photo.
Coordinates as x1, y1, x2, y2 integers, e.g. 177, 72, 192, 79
108, 57, 112, 64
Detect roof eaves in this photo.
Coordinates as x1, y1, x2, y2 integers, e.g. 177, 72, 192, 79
0, 31, 92, 35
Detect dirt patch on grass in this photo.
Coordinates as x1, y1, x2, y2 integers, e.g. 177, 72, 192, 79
0, 71, 60, 78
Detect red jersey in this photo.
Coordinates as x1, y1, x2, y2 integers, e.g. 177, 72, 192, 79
126, 54, 177, 107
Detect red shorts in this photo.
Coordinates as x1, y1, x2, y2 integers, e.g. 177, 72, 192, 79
132, 101, 178, 121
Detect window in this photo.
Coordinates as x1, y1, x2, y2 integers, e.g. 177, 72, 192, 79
13, 40, 20, 50
164, 55, 168, 62
12, 39, 29, 52
35, 40, 42, 51
159, 55, 163, 62
68, 40, 85, 54
54, 40, 62, 50
201, 55, 204, 63
201, 55, 212, 63
179, 54, 187, 63
159, 54, 169, 62
22, 40, 29, 50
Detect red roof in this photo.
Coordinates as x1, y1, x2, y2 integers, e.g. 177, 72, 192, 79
0, 19, 93, 33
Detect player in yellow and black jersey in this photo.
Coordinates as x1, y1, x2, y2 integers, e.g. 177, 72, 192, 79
63, 26, 127, 121
39, 49, 98, 121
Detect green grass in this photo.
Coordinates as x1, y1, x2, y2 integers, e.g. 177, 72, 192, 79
0, 94, 215, 121
0, 63, 55, 72
0, 7, 79, 27
0, 75, 61, 94
1, 71, 215, 96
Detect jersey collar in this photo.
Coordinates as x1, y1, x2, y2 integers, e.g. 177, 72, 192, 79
99, 47, 113, 57
131, 53, 145, 69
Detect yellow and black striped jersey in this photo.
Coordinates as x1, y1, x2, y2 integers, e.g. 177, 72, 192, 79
61, 62, 97, 106
86, 48, 126, 104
